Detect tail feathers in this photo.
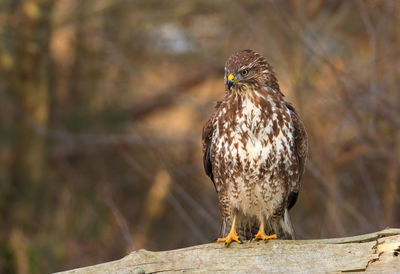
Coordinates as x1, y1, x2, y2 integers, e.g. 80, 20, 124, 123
266, 209, 295, 239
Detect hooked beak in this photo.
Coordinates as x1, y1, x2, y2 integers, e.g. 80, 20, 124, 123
227, 74, 234, 90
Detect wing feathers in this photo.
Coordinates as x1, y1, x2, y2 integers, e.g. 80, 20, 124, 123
202, 116, 214, 184
202, 101, 223, 190
285, 102, 308, 209
286, 102, 308, 181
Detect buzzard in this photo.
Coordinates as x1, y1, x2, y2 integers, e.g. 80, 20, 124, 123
202, 49, 308, 246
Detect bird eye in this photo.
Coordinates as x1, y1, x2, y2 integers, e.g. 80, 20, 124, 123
240, 69, 249, 76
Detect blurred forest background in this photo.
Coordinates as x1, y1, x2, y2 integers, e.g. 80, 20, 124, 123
0, 0, 399, 273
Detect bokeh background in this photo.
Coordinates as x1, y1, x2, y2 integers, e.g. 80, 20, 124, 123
1, 0, 399, 273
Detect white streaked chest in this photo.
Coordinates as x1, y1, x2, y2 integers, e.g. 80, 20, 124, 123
212, 92, 295, 177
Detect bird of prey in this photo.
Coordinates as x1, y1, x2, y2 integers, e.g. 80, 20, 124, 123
202, 49, 308, 246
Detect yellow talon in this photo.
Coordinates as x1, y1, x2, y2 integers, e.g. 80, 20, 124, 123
252, 219, 278, 241
217, 215, 242, 247
217, 230, 242, 247
253, 232, 277, 241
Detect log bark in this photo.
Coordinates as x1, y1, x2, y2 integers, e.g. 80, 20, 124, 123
56, 228, 400, 273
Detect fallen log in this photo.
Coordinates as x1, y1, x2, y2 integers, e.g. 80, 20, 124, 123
56, 228, 400, 273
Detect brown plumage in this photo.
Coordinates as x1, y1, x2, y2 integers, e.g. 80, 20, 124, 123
202, 49, 307, 245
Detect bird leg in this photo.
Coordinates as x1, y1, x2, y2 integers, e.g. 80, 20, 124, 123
252, 219, 277, 241
217, 215, 242, 247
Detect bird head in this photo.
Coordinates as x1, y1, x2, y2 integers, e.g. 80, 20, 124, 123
224, 49, 279, 94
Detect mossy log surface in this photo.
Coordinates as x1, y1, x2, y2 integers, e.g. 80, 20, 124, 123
56, 228, 400, 273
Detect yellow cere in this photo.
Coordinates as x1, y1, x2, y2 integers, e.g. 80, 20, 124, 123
228, 74, 234, 81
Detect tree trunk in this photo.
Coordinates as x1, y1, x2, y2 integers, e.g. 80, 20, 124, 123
5, 0, 54, 224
